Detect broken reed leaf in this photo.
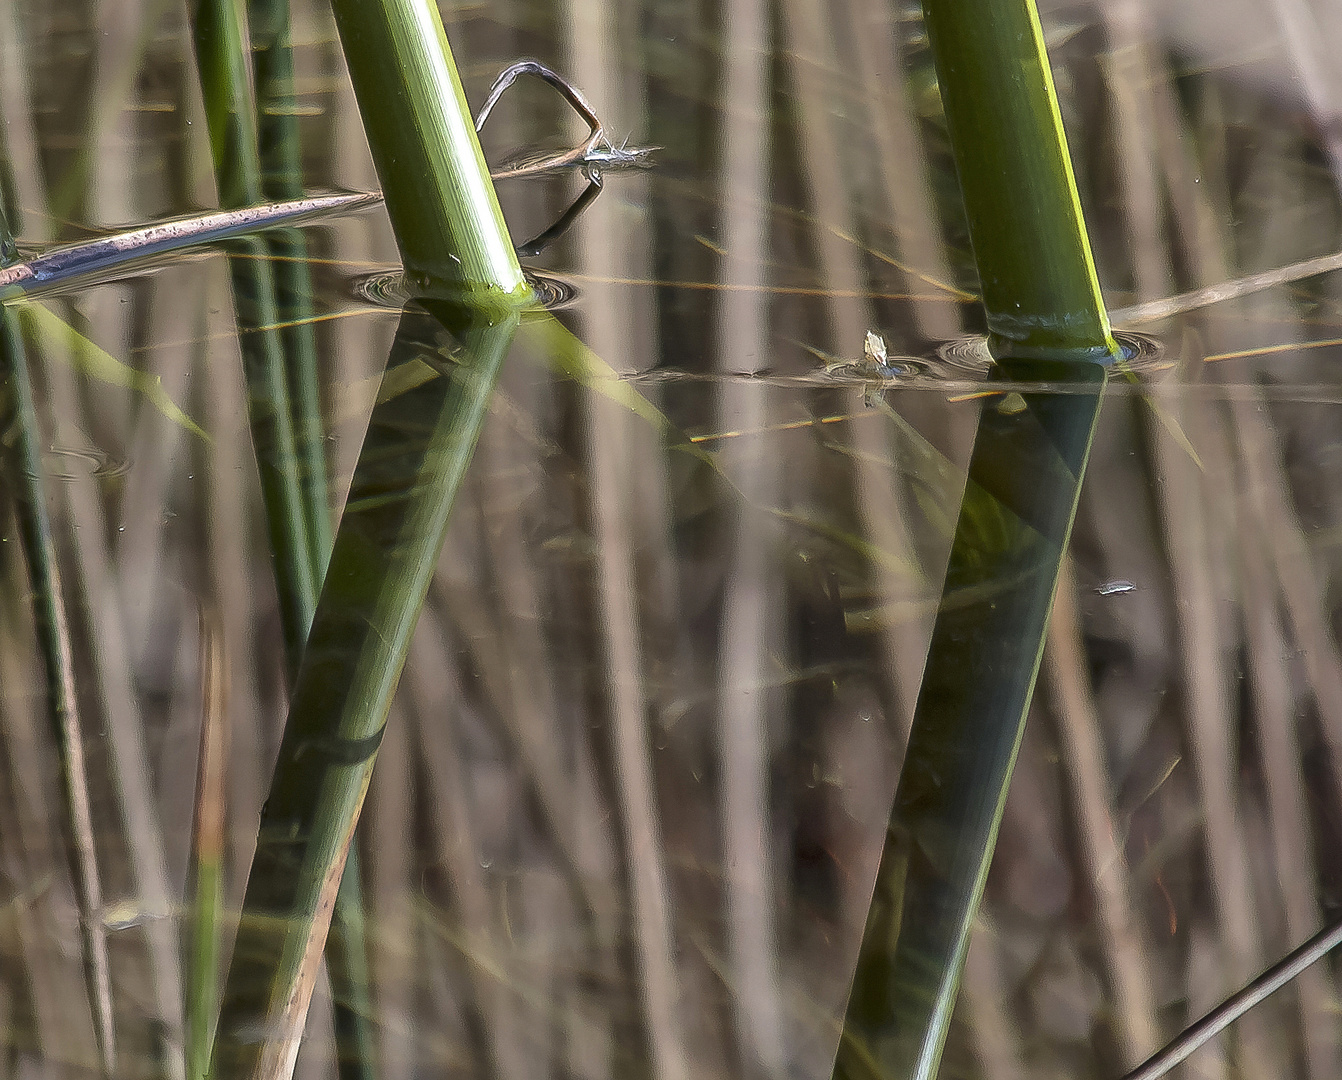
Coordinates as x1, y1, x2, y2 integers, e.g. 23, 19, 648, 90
0, 192, 382, 302
19, 303, 209, 442
1121, 918, 1342, 1080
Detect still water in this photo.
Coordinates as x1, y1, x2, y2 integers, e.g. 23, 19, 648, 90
3, 0, 1342, 1078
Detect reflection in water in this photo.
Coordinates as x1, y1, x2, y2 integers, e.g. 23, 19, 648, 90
524, 268, 582, 310
836, 357, 1107, 1080
351, 267, 580, 311
43, 443, 131, 481
6, 1, 1342, 1079
209, 297, 521, 1079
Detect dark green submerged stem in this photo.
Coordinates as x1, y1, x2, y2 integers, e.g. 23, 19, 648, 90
833, 1, 1118, 1078
189, 0, 316, 672
210, 300, 520, 1079
834, 364, 1104, 1080
0, 206, 116, 1072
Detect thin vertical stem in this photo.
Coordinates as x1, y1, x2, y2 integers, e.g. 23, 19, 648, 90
711, 0, 787, 1071
188, 0, 318, 674
0, 301, 115, 1077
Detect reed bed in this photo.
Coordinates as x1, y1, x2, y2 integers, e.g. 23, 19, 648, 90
1, 1, 1342, 1079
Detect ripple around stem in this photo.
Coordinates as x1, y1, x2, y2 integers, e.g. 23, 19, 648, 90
349, 267, 580, 311
934, 330, 1168, 379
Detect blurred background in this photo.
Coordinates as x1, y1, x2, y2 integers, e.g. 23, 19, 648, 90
3, 0, 1342, 1078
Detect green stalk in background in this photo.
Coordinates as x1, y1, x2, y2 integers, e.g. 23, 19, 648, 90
246, 3, 376, 1074
189, 1, 378, 1073
211, 3, 529, 1075
188, 0, 316, 668
248, 0, 333, 578
0, 205, 116, 1075
833, 2, 1119, 1078
186, 614, 228, 1080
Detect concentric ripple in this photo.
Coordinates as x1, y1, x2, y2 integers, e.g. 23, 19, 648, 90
349, 269, 408, 308
934, 330, 1167, 378
44, 444, 130, 481
524, 269, 580, 310
348, 267, 579, 311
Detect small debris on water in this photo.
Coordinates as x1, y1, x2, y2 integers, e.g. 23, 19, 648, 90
864, 330, 888, 368
1095, 579, 1137, 596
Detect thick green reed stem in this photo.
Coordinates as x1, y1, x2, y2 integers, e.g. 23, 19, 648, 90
328, 0, 527, 301
926, 0, 1118, 362
833, 1, 1119, 1078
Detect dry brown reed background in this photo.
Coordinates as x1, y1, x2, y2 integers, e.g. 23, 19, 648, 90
2, 0, 1342, 1078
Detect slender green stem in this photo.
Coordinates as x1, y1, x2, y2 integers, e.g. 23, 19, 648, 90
186, 615, 228, 1080
188, 0, 317, 672
245, 4, 377, 1074
326, 857, 377, 1079
0, 205, 116, 1076
249, 0, 334, 575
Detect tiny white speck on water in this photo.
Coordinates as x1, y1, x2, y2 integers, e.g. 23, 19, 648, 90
1095, 580, 1137, 596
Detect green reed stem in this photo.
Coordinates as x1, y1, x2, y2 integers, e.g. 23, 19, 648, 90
210, 7, 529, 1077
246, 3, 377, 1074
0, 205, 117, 1076
833, 2, 1118, 1078
327, 0, 527, 300
249, 0, 333, 576
189, 0, 317, 671
926, 0, 1118, 362
190, 2, 380, 1074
